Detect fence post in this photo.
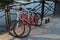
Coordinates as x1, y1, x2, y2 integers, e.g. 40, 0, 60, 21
53, 0, 57, 16
41, 0, 44, 20
5, 5, 10, 31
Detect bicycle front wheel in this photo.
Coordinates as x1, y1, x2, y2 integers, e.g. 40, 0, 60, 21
8, 20, 18, 37
13, 20, 25, 38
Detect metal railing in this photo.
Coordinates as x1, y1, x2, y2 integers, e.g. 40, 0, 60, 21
0, 0, 56, 32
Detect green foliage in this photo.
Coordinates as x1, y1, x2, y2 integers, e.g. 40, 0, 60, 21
26, 0, 30, 2
0, 0, 14, 6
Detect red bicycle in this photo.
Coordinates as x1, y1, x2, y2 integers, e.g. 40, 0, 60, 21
22, 8, 42, 26
10, 7, 42, 38
9, 1, 42, 38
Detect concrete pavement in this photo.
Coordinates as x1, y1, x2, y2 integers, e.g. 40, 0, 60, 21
0, 16, 60, 40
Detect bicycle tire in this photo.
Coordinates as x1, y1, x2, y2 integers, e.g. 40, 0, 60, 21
8, 20, 17, 37
30, 13, 42, 26
20, 20, 31, 38
35, 13, 42, 26
13, 20, 30, 38
9, 20, 25, 38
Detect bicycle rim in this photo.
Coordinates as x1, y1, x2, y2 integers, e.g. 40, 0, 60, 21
13, 20, 25, 38
35, 13, 42, 26
20, 21, 31, 38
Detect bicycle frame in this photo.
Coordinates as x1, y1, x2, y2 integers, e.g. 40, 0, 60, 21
16, 4, 40, 28
21, 10, 39, 26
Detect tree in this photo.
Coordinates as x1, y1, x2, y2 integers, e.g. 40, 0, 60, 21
26, 0, 30, 2
0, 0, 14, 6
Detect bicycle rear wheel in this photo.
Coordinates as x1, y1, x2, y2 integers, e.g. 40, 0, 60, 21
20, 21, 31, 38
30, 13, 42, 26
35, 13, 42, 26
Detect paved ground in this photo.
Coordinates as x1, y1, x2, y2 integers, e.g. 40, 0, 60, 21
0, 16, 60, 40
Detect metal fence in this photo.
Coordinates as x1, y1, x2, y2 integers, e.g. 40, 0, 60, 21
0, 0, 56, 33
